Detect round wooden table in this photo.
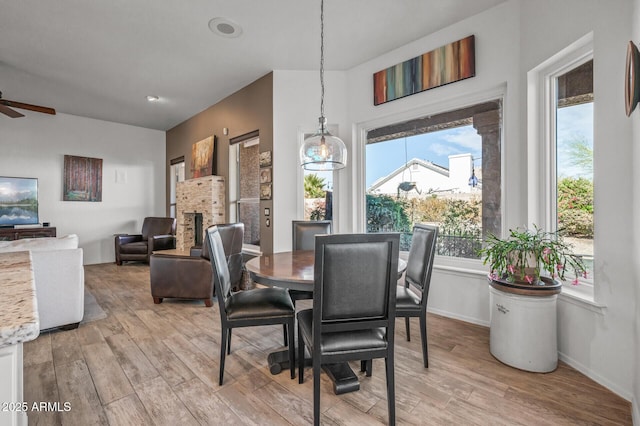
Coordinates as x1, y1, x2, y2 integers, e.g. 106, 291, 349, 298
245, 250, 407, 395
245, 250, 407, 289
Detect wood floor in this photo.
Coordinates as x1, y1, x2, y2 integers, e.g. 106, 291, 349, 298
23, 263, 632, 425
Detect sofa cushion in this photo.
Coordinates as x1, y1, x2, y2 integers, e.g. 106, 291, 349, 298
0, 234, 79, 252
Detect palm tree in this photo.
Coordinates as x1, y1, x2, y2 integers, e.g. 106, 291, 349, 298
304, 174, 326, 198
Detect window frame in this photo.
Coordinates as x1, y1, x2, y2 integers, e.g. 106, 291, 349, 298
527, 33, 596, 298
354, 86, 506, 268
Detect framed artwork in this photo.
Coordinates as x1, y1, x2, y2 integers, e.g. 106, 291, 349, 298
625, 40, 640, 116
260, 167, 272, 184
259, 150, 272, 167
191, 135, 217, 177
63, 155, 103, 201
374, 35, 475, 105
260, 183, 272, 200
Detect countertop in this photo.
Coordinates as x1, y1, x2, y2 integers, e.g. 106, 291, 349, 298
0, 251, 39, 348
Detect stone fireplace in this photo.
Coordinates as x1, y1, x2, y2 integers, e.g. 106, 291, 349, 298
176, 176, 225, 251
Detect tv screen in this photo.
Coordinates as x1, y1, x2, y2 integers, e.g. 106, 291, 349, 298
0, 176, 39, 227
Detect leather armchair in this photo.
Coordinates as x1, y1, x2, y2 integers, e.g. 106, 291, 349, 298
149, 222, 245, 307
115, 217, 176, 265
150, 249, 213, 306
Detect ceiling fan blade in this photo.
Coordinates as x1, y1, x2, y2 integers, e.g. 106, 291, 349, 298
0, 103, 25, 118
0, 100, 56, 115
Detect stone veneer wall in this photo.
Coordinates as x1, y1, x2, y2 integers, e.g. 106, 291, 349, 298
176, 176, 226, 251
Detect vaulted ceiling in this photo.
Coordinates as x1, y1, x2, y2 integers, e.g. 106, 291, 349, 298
0, 1, 505, 130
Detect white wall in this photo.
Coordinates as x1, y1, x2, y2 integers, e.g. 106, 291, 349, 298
632, 0, 640, 422
272, 70, 348, 252
1, 113, 166, 264
271, 0, 637, 405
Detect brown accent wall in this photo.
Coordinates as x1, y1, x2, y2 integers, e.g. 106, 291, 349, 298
166, 72, 274, 253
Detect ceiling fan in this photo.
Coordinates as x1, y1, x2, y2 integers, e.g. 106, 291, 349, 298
0, 91, 56, 118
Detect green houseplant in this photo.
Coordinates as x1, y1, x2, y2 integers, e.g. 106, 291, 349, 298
479, 225, 588, 286
480, 226, 589, 373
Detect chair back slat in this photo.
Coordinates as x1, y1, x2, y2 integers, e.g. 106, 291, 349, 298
292, 220, 332, 251
405, 224, 438, 298
206, 226, 232, 309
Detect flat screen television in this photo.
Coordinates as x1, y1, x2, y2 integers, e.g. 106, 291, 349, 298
0, 176, 39, 228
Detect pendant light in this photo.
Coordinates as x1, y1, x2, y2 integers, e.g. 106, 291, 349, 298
300, 0, 347, 171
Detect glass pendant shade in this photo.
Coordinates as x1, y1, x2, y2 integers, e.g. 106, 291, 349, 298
300, 116, 347, 170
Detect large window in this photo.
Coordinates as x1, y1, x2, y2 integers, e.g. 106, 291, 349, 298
554, 60, 594, 283
365, 100, 502, 256
528, 34, 594, 291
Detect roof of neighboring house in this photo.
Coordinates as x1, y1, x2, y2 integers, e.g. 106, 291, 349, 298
367, 158, 449, 193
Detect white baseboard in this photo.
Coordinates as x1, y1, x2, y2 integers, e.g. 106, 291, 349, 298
558, 351, 632, 402
633, 396, 639, 426
427, 307, 490, 328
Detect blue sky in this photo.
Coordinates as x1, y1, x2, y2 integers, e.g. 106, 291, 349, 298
365, 125, 482, 188
556, 102, 593, 179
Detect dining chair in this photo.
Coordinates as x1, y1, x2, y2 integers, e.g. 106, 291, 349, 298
395, 223, 438, 368
290, 220, 332, 302
206, 226, 296, 385
297, 233, 399, 425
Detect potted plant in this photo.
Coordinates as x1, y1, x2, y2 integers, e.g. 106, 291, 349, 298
478, 225, 588, 373
479, 225, 587, 289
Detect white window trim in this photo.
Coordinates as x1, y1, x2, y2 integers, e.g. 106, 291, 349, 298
353, 85, 506, 269
527, 32, 600, 309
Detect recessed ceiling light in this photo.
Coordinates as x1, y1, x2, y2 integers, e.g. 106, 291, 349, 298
146, 95, 160, 102
208, 17, 243, 38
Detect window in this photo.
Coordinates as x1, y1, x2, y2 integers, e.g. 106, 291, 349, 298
301, 127, 335, 221
303, 169, 333, 220
169, 158, 185, 218
229, 133, 261, 247
528, 33, 594, 290
364, 99, 502, 256
554, 60, 594, 283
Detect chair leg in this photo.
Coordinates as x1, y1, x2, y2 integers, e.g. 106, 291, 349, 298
298, 325, 305, 384
219, 327, 228, 385
420, 313, 428, 368
313, 354, 321, 426
283, 324, 288, 347
385, 356, 396, 425
359, 360, 372, 376
405, 317, 411, 341
287, 322, 295, 379
227, 329, 232, 355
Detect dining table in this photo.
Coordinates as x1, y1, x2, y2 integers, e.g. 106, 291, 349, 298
244, 249, 407, 395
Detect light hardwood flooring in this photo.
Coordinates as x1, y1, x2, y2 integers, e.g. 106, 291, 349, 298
23, 263, 632, 425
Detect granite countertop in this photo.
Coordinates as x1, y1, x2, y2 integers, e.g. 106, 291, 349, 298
0, 251, 39, 348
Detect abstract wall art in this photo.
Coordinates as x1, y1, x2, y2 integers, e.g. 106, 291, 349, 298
373, 35, 476, 106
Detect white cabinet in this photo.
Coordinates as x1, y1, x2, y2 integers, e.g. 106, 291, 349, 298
0, 343, 28, 426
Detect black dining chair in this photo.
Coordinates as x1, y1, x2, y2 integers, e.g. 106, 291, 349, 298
206, 226, 296, 385
395, 223, 438, 368
289, 220, 332, 302
297, 233, 399, 426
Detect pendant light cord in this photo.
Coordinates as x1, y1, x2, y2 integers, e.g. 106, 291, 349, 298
319, 0, 325, 121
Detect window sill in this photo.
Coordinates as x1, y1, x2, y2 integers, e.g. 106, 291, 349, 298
558, 284, 606, 314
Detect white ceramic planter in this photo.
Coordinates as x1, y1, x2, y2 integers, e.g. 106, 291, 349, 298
489, 285, 558, 373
